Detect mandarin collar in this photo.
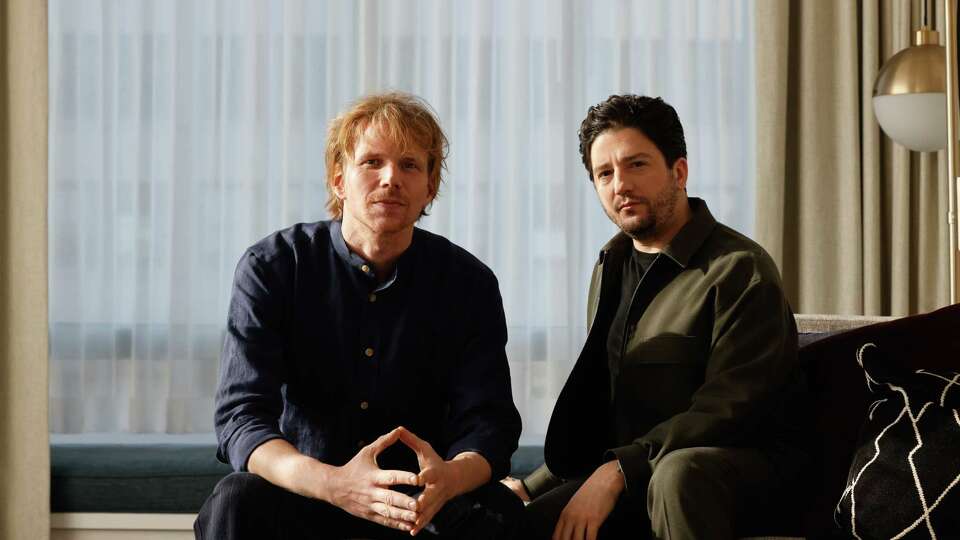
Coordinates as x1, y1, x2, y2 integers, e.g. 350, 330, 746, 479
330, 220, 419, 290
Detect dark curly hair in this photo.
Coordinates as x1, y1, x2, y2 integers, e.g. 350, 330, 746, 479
578, 95, 687, 181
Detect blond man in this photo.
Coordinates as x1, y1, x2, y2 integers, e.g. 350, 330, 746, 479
196, 92, 522, 539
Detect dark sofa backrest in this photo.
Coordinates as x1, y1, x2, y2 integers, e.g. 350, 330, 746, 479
800, 303, 960, 537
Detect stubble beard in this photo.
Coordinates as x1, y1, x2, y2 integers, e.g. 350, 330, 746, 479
612, 178, 681, 242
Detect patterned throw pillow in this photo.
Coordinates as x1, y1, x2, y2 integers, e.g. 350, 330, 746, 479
835, 342, 960, 539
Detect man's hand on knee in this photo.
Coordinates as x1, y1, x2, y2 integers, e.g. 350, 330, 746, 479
553, 460, 624, 540
327, 427, 422, 532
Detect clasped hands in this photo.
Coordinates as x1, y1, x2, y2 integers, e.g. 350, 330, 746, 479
328, 426, 461, 535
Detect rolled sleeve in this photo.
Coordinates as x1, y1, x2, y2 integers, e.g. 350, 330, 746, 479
214, 250, 290, 471
220, 422, 285, 473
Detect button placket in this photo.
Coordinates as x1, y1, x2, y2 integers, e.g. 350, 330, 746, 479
353, 276, 381, 456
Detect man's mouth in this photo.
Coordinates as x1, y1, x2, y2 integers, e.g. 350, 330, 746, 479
372, 199, 406, 207
618, 200, 646, 211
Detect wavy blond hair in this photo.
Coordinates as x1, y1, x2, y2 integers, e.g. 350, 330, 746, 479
324, 92, 449, 219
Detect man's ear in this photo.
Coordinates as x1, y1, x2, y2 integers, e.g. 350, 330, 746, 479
331, 163, 345, 199
672, 157, 689, 190
419, 180, 438, 217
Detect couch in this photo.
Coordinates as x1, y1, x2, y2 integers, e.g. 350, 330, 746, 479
50, 305, 960, 539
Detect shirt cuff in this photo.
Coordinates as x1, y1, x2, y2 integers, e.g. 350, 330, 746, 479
445, 445, 510, 481
606, 443, 652, 495
225, 426, 285, 472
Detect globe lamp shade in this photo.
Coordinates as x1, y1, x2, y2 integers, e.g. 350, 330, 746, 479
873, 92, 947, 151
873, 29, 947, 152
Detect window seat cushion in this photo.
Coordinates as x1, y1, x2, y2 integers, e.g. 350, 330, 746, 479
50, 434, 545, 514
51, 434, 231, 513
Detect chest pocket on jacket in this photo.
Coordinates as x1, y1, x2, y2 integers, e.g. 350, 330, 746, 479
616, 335, 708, 429
624, 334, 706, 366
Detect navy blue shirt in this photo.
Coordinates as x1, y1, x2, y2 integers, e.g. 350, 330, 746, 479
214, 220, 521, 479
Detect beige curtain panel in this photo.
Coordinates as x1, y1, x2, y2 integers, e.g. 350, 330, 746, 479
0, 0, 50, 538
755, 0, 950, 316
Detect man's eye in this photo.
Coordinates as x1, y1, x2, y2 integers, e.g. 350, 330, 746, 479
362, 158, 381, 166
402, 162, 421, 170
631, 160, 646, 168
597, 170, 612, 179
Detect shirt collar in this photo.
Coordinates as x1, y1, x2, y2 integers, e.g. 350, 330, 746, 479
329, 219, 402, 290
597, 197, 717, 269
660, 197, 717, 268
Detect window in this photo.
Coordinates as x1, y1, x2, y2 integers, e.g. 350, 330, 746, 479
49, 0, 755, 443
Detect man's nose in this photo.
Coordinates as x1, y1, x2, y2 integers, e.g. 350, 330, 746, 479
612, 170, 629, 195
379, 163, 399, 187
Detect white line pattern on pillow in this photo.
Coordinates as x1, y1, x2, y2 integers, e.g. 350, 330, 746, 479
838, 343, 960, 539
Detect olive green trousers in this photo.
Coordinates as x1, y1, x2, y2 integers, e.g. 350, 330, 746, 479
522, 446, 804, 539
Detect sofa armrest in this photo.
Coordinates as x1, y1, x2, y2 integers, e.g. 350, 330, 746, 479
794, 313, 897, 334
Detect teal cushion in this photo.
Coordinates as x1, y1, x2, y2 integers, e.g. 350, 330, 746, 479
510, 445, 544, 477
51, 443, 231, 513
51, 439, 544, 513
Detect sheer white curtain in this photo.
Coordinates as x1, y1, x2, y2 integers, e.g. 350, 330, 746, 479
49, 0, 755, 442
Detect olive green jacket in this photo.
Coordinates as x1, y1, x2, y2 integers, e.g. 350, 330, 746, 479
524, 198, 805, 498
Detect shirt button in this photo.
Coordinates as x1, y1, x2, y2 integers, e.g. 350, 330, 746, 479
361, 264, 370, 273
360, 401, 369, 410
368, 293, 377, 303
364, 347, 374, 357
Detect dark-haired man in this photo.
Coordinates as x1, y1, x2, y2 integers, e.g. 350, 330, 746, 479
196, 92, 523, 539
504, 95, 807, 539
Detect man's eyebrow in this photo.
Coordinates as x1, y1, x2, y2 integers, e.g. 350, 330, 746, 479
354, 150, 383, 160
592, 159, 611, 174
619, 152, 653, 162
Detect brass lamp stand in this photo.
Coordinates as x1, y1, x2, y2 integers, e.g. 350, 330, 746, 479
948, 0, 959, 305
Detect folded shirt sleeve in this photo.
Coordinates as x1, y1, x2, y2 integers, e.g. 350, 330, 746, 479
214, 249, 289, 471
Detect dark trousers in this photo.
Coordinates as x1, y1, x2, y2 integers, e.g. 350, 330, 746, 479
522, 446, 806, 540
195, 472, 524, 540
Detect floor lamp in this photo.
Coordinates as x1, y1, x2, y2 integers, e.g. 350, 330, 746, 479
873, 0, 959, 306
